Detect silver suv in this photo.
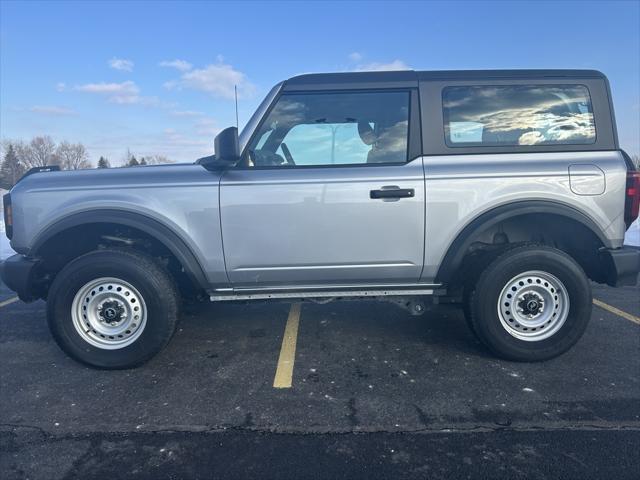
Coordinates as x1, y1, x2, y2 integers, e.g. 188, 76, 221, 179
2, 69, 639, 368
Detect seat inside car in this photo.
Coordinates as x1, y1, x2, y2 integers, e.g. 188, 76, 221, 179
359, 120, 395, 163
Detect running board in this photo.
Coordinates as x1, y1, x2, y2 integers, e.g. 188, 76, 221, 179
209, 285, 444, 302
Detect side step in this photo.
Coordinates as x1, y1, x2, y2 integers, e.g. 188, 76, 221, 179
209, 285, 444, 302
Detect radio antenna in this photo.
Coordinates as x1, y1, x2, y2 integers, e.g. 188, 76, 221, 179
234, 85, 239, 129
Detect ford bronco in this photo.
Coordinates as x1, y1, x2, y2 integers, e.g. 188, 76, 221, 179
2, 69, 639, 368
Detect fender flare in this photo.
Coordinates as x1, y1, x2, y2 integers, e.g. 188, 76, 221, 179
30, 209, 209, 290
434, 200, 612, 284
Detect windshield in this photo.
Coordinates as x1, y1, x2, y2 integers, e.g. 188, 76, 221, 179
238, 82, 283, 153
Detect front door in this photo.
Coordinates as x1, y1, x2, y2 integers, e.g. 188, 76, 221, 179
219, 89, 424, 288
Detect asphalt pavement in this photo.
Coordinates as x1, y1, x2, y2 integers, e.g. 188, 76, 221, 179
1, 280, 638, 479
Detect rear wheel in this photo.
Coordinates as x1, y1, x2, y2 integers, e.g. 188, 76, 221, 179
47, 249, 179, 369
469, 245, 591, 361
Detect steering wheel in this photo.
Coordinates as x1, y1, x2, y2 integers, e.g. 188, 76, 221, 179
280, 142, 295, 165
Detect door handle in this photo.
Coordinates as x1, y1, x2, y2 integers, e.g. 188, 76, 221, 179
370, 187, 415, 199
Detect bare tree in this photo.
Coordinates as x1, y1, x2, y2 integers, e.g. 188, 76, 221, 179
56, 141, 91, 170
632, 154, 640, 169
23, 136, 59, 168
122, 148, 143, 167
11, 140, 30, 168
145, 155, 174, 165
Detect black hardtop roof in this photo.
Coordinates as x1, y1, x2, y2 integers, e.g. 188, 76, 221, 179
285, 69, 606, 87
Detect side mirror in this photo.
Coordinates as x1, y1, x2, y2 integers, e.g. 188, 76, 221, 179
214, 127, 240, 164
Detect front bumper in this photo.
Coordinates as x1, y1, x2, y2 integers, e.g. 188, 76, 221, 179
600, 246, 640, 287
0, 254, 41, 302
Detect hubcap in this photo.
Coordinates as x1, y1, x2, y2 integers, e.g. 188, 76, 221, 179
497, 270, 570, 342
71, 277, 147, 350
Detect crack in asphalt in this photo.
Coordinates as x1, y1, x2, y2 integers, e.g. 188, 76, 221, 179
3, 421, 640, 441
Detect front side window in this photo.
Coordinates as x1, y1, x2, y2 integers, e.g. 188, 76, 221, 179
443, 85, 596, 147
244, 91, 410, 167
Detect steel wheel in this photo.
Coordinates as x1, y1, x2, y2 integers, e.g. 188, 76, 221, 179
497, 270, 570, 342
71, 277, 147, 350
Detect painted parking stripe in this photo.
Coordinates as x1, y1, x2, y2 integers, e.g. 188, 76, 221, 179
0, 296, 19, 308
273, 302, 301, 389
593, 299, 640, 325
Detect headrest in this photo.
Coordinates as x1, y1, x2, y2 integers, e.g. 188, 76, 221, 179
358, 121, 376, 145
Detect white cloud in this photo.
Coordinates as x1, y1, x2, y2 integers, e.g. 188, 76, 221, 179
75, 81, 138, 95
170, 110, 204, 117
194, 117, 219, 137
29, 105, 77, 116
163, 127, 211, 147
518, 131, 545, 145
159, 59, 193, 72
108, 57, 134, 72
55, 82, 66, 92
73, 81, 157, 105
166, 61, 255, 100
354, 59, 411, 72
347, 53, 410, 72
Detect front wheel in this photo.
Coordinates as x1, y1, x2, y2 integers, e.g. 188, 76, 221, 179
469, 245, 592, 361
47, 249, 179, 369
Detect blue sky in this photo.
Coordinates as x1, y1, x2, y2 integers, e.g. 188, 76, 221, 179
1, 0, 639, 164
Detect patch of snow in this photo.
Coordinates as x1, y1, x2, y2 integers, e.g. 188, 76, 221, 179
0, 189, 16, 260
624, 218, 640, 247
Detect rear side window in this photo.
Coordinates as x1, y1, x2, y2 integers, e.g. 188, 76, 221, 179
442, 85, 596, 147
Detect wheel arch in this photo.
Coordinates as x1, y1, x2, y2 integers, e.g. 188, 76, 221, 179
30, 209, 210, 291
435, 200, 612, 284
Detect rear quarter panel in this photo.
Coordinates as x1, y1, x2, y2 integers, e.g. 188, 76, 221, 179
421, 151, 628, 281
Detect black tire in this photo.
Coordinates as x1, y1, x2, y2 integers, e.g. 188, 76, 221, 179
469, 245, 592, 362
461, 249, 507, 339
47, 249, 179, 369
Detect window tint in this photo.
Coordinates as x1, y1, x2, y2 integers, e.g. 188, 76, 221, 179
254, 128, 273, 149
245, 91, 410, 167
443, 85, 596, 147
275, 123, 373, 166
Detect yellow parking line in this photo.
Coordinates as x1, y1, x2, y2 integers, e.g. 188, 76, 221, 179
593, 299, 640, 325
0, 296, 19, 308
273, 302, 301, 389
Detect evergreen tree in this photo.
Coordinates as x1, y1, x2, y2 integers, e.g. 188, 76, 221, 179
139, 157, 147, 165
0, 144, 25, 189
128, 155, 139, 167
97, 156, 110, 168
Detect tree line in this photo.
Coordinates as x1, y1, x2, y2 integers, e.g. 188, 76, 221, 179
0, 136, 173, 189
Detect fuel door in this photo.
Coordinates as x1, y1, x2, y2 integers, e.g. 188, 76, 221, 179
568, 164, 605, 195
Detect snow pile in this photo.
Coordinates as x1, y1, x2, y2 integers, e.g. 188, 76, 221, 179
0, 189, 16, 260
625, 218, 640, 247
